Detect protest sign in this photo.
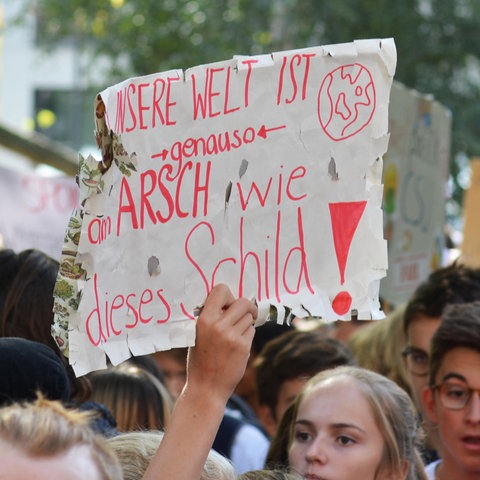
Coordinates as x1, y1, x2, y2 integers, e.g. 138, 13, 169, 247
53, 39, 396, 376
461, 158, 480, 267
0, 164, 78, 259
380, 82, 451, 306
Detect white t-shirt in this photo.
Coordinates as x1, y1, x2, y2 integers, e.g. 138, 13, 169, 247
230, 421, 270, 474
424, 459, 441, 480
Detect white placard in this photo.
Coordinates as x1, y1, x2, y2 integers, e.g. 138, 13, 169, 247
53, 39, 396, 375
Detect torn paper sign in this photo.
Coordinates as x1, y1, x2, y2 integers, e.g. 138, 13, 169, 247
53, 38, 396, 376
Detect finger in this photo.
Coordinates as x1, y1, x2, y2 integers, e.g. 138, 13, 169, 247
221, 300, 258, 336
227, 297, 258, 323
200, 284, 235, 319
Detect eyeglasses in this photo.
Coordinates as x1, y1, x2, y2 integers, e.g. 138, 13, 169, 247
432, 381, 480, 410
401, 346, 429, 376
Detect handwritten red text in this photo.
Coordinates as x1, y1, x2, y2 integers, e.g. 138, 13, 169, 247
184, 206, 314, 304
85, 273, 171, 346
114, 76, 180, 133
190, 59, 257, 120
276, 53, 316, 105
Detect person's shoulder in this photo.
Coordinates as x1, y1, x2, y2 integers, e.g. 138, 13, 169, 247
213, 407, 268, 457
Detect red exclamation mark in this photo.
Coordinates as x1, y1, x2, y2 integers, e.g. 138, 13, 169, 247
329, 200, 367, 315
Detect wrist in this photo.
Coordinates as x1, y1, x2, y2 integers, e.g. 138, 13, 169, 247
179, 379, 230, 413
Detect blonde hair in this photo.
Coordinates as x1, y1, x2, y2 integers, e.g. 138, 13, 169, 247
0, 396, 122, 480
289, 366, 427, 480
89, 362, 173, 431
238, 469, 301, 480
108, 430, 236, 480
347, 305, 411, 397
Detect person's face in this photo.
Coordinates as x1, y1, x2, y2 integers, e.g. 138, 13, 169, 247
258, 376, 308, 437
288, 376, 391, 480
275, 376, 309, 424
259, 376, 309, 437
422, 347, 480, 476
234, 352, 257, 401
0, 442, 102, 480
152, 351, 187, 399
405, 315, 440, 411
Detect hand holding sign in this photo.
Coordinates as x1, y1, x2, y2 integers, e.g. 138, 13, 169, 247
143, 284, 256, 480
186, 283, 257, 400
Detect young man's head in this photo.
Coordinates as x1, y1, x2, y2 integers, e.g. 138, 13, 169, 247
254, 328, 355, 436
234, 321, 293, 413
402, 264, 480, 411
422, 301, 480, 476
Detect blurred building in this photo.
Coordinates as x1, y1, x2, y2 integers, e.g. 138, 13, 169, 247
0, 2, 88, 257
0, 1, 99, 167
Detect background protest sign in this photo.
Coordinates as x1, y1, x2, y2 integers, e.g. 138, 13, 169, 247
53, 38, 396, 376
461, 158, 480, 267
0, 164, 78, 260
380, 82, 451, 305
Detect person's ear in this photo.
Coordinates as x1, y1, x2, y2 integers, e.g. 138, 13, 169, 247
400, 459, 409, 480
257, 404, 278, 437
421, 385, 439, 424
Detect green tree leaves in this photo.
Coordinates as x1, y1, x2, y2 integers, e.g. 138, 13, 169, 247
13, 0, 480, 209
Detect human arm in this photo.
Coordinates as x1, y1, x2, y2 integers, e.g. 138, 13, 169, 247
142, 284, 257, 480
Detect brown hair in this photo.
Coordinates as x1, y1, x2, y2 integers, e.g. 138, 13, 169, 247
89, 362, 173, 431
255, 329, 355, 418
403, 263, 480, 334
429, 300, 480, 386
0, 248, 90, 401
264, 403, 295, 469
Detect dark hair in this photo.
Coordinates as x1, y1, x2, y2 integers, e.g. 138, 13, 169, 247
128, 354, 166, 383
89, 362, 173, 431
403, 263, 480, 334
255, 329, 355, 416
252, 321, 293, 355
0, 249, 58, 342
0, 249, 91, 401
429, 301, 480, 386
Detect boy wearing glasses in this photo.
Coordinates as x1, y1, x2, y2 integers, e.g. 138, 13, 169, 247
422, 301, 480, 479
402, 263, 480, 463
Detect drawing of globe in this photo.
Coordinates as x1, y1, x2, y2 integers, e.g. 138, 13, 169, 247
318, 63, 376, 141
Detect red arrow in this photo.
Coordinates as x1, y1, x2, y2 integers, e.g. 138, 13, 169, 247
151, 149, 169, 160
257, 124, 286, 139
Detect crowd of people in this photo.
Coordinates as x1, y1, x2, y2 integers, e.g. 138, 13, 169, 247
1, 247, 480, 479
